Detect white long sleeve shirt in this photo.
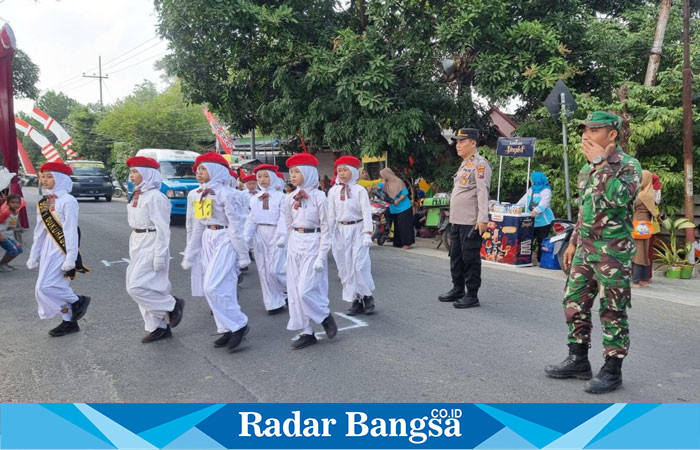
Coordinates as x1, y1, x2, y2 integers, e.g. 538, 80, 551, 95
327, 183, 373, 234
244, 189, 287, 245
30, 192, 79, 263
283, 188, 330, 258
127, 188, 172, 262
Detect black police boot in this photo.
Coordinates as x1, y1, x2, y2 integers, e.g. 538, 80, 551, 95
454, 294, 480, 309
584, 356, 623, 394
362, 295, 375, 315
545, 343, 593, 380
347, 299, 364, 316
438, 286, 464, 302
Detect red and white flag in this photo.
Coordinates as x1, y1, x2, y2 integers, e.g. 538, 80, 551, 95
16, 138, 38, 176
30, 107, 78, 159
14, 117, 63, 163
203, 108, 235, 155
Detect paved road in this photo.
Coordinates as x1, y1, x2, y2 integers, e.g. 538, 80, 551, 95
1, 188, 699, 403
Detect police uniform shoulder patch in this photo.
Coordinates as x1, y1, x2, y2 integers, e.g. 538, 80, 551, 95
477, 166, 486, 179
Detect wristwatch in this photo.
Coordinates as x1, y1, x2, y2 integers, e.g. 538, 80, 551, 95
592, 155, 606, 166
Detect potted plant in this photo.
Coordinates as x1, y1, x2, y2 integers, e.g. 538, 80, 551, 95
653, 218, 696, 279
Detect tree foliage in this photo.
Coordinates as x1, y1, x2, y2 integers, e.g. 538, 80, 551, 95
13, 49, 40, 100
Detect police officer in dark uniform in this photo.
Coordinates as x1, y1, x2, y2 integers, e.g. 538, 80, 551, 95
438, 128, 492, 308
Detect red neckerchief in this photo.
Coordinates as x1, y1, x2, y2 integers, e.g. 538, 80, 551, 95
43, 194, 57, 212
131, 189, 141, 207
259, 192, 270, 210
293, 190, 308, 210
197, 187, 214, 200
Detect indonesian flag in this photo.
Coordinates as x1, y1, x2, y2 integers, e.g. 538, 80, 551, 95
30, 107, 78, 159
16, 138, 37, 176
14, 117, 63, 163
203, 108, 235, 155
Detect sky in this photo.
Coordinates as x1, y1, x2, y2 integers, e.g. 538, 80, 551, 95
0, 0, 169, 114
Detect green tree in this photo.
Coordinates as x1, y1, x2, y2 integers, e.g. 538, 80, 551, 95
36, 90, 80, 123
13, 49, 40, 100
65, 105, 112, 165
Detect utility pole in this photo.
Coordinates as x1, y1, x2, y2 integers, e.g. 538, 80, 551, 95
645, 0, 673, 86
83, 56, 108, 112
682, 0, 695, 243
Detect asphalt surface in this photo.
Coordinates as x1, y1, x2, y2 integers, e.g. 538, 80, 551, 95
1, 187, 699, 403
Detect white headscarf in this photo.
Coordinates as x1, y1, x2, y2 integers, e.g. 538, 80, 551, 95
337, 165, 359, 186
274, 173, 284, 192
201, 162, 229, 190
136, 167, 162, 192
256, 170, 276, 193
296, 165, 319, 192
46, 171, 73, 196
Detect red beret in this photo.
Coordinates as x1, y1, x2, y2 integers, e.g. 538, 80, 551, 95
242, 175, 257, 183
275, 171, 285, 180
229, 168, 238, 178
286, 152, 318, 168
126, 156, 160, 169
253, 164, 279, 174
334, 155, 361, 168
194, 152, 229, 169
40, 161, 72, 176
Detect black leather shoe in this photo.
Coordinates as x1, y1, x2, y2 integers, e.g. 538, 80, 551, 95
362, 296, 375, 315
169, 297, 185, 328
322, 314, 338, 339
227, 325, 250, 352
545, 343, 593, 379
141, 326, 172, 343
292, 333, 317, 349
438, 287, 464, 302
453, 295, 480, 308
584, 356, 623, 393
71, 295, 91, 322
214, 332, 232, 348
49, 320, 80, 337
347, 299, 364, 316
268, 306, 286, 315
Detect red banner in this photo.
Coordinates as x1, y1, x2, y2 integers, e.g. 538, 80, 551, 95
203, 108, 235, 155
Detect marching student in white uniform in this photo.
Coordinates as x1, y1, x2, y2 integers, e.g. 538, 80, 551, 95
243, 164, 287, 314
181, 152, 251, 352
282, 153, 337, 349
327, 156, 376, 315
26, 162, 91, 337
241, 173, 259, 210
125, 156, 185, 343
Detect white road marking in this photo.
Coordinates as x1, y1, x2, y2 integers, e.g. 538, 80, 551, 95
295, 312, 369, 340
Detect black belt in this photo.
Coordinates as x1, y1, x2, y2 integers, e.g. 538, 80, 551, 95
133, 228, 156, 233
294, 227, 321, 233
206, 225, 228, 230
339, 220, 362, 225
258, 223, 277, 227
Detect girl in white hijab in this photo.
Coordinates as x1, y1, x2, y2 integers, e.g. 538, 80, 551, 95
328, 157, 375, 315
125, 156, 184, 343
182, 153, 251, 352
26, 162, 91, 337
282, 153, 337, 350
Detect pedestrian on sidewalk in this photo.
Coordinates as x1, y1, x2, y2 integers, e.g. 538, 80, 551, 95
378, 167, 414, 249
0, 193, 25, 272
125, 156, 185, 343
438, 128, 492, 309
545, 111, 641, 394
243, 164, 288, 315
328, 156, 376, 316
26, 162, 91, 337
283, 152, 337, 349
181, 153, 251, 352
516, 172, 554, 265
632, 170, 658, 288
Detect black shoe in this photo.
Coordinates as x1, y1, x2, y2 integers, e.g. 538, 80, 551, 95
322, 314, 338, 339
214, 332, 232, 348
347, 299, 364, 316
169, 297, 185, 328
292, 333, 317, 349
71, 295, 91, 322
545, 343, 593, 379
268, 306, 286, 315
438, 287, 464, 302
227, 325, 250, 352
363, 296, 375, 314
49, 320, 79, 337
584, 356, 623, 393
141, 326, 172, 343
240, 266, 249, 272
454, 295, 480, 308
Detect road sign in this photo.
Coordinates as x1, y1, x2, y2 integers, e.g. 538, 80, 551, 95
544, 79, 577, 121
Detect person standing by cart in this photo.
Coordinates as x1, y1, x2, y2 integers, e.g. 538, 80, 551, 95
515, 171, 554, 265
438, 128, 492, 309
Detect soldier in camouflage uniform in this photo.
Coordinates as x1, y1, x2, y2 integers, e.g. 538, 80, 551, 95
545, 112, 642, 394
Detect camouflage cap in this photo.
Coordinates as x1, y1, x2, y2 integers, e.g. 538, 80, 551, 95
578, 111, 622, 132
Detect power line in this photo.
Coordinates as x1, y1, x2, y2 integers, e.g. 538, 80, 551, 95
108, 51, 168, 75
101, 36, 159, 68
102, 41, 166, 72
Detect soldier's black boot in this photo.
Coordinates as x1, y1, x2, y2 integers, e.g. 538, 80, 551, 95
544, 343, 593, 380
584, 356, 623, 394
438, 286, 464, 302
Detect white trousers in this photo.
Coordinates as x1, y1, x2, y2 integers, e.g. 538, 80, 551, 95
200, 229, 247, 334
286, 231, 329, 331
35, 236, 78, 320
253, 225, 287, 310
331, 222, 375, 302
126, 232, 176, 332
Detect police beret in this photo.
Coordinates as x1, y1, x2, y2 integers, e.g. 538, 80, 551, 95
40, 161, 72, 176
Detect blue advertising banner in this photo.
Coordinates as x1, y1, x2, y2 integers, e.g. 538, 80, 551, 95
2, 403, 699, 449
496, 137, 536, 158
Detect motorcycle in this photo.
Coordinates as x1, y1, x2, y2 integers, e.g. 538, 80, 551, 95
112, 179, 125, 198
548, 218, 576, 272
370, 191, 391, 246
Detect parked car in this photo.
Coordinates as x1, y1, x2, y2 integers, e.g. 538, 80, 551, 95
66, 160, 113, 201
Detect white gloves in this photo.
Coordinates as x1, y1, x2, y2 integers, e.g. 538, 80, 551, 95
61, 259, 75, 272
313, 258, 324, 273
181, 259, 193, 271
153, 257, 166, 272
362, 234, 373, 248
26, 258, 39, 269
